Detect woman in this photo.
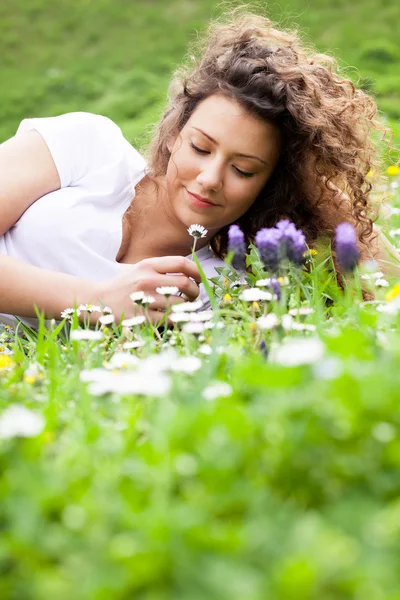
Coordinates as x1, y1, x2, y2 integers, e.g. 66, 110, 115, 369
0, 9, 398, 328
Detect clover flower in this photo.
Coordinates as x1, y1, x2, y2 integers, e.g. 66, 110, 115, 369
255, 228, 281, 272
187, 224, 208, 238
335, 223, 360, 272
228, 224, 246, 271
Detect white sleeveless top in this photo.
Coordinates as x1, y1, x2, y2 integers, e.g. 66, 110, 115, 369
0, 112, 225, 328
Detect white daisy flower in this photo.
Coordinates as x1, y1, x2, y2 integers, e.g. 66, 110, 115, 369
70, 329, 104, 341
155, 286, 180, 296
141, 295, 156, 306
122, 340, 145, 350
61, 307, 81, 320
129, 291, 145, 303
169, 313, 190, 323
87, 371, 171, 397
198, 344, 212, 355
121, 316, 146, 327
105, 352, 139, 370
102, 306, 113, 314
187, 224, 208, 238
169, 356, 202, 373
182, 322, 207, 335
239, 288, 276, 302
256, 313, 280, 330
202, 381, 233, 401
188, 310, 214, 322
375, 278, 389, 287
291, 322, 316, 332
78, 304, 101, 313
98, 314, 115, 325
0, 404, 45, 439
389, 228, 400, 237
171, 298, 204, 313
288, 307, 315, 316
271, 337, 325, 367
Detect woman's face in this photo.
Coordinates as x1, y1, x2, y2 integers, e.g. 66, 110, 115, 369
165, 94, 281, 236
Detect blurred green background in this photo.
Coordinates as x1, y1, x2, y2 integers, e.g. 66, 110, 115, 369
0, 0, 399, 152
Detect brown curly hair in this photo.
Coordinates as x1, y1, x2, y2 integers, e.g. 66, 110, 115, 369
144, 6, 390, 266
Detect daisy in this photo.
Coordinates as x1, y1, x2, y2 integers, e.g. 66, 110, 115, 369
171, 298, 204, 313
182, 322, 207, 335
155, 286, 180, 297
288, 307, 315, 316
78, 304, 101, 313
121, 316, 146, 327
122, 340, 145, 350
202, 381, 233, 401
187, 224, 208, 238
98, 314, 115, 325
0, 404, 45, 439
271, 337, 325, 367
239, 288, 276, 302
61, 307, 81, 320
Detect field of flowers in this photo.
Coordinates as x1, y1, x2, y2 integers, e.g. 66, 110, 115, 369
0, 170, 399, 598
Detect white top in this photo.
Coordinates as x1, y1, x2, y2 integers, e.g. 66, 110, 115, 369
0, 112, 225, 328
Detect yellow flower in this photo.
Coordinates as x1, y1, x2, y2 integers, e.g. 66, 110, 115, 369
223, 293, 232, 303
367, 169, 374, 177
309, 249, 318, 256
250, 322, 257, 331
252, 301, 260, 310
103, 327, 109, 334
385, 283, 400, 302
0, 354, 14, 370
387, 165, 400, 177
23, 375, 36, 385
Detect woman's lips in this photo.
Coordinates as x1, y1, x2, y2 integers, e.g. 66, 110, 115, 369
187, 189, 218, 208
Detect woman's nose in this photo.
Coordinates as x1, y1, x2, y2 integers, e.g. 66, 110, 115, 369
196, 159, 224, 191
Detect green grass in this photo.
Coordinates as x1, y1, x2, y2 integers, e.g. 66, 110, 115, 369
1, 1, 400, 597
0, 0, 399, 148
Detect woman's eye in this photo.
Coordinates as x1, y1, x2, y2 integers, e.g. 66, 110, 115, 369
190, 142, 208, 154
190, 142, 254, 178
235, 168, 254, 178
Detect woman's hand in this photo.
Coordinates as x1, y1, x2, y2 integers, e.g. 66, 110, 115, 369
93, 256, 202, 324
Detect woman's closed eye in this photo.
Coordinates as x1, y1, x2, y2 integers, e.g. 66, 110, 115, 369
189, 142, 255, 178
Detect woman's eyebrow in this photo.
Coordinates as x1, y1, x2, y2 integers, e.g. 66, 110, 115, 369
191, 126, 268, 165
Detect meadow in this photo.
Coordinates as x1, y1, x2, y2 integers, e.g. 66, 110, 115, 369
1, 1, 400, 598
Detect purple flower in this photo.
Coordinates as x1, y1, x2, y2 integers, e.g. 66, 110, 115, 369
255, 228, 282, 272
228, 224, 246, 271
276, 219, 306, 266
270, 277, 282, 301
335, 223, 360, 272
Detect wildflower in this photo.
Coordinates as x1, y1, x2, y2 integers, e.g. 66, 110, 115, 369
98, 314, 115, 325
189, 310, 214, 322
375, 278, 389, 287
61, 307, 81, 320
291, 322, 316, 331
270, 278, 281, 302
141, 295, 155, 307
78, 304, 101, 313
271, 337, 325, 367
276, 219, 306, 265
182, 322, 207, 335
259, 340, 269, 359
335, 223, 360, 272
121, 316, 146, 327
202, 381, 233, 401
102, 306, 113, 314
228, 224, 246, 271
129, 291, 145, 303
288, 307, 315, 316
85, 371, 171, 397
386, 165, 400, 176
171, 298, 204, 312
70, 329, 104, 341
255, 227, 281, 272
256, 313, 280, 330
169, 356, 202, 373
155, 286, 180, 297
23, 363, 43, 384
389, 228, 400, 237
0, 404, 45, 439
198, 344, 212, 355
105, 352, 139, 370
169, 313, 190, 323
0, 354, 14, 371
223, 293, 232, 303
187, 224, 208, 238
385, 284, 400, 302
122, 340, 145, 349
239, 288, 276, 302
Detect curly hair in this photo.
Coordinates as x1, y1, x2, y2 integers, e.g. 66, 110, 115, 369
144, 6, 391, 267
